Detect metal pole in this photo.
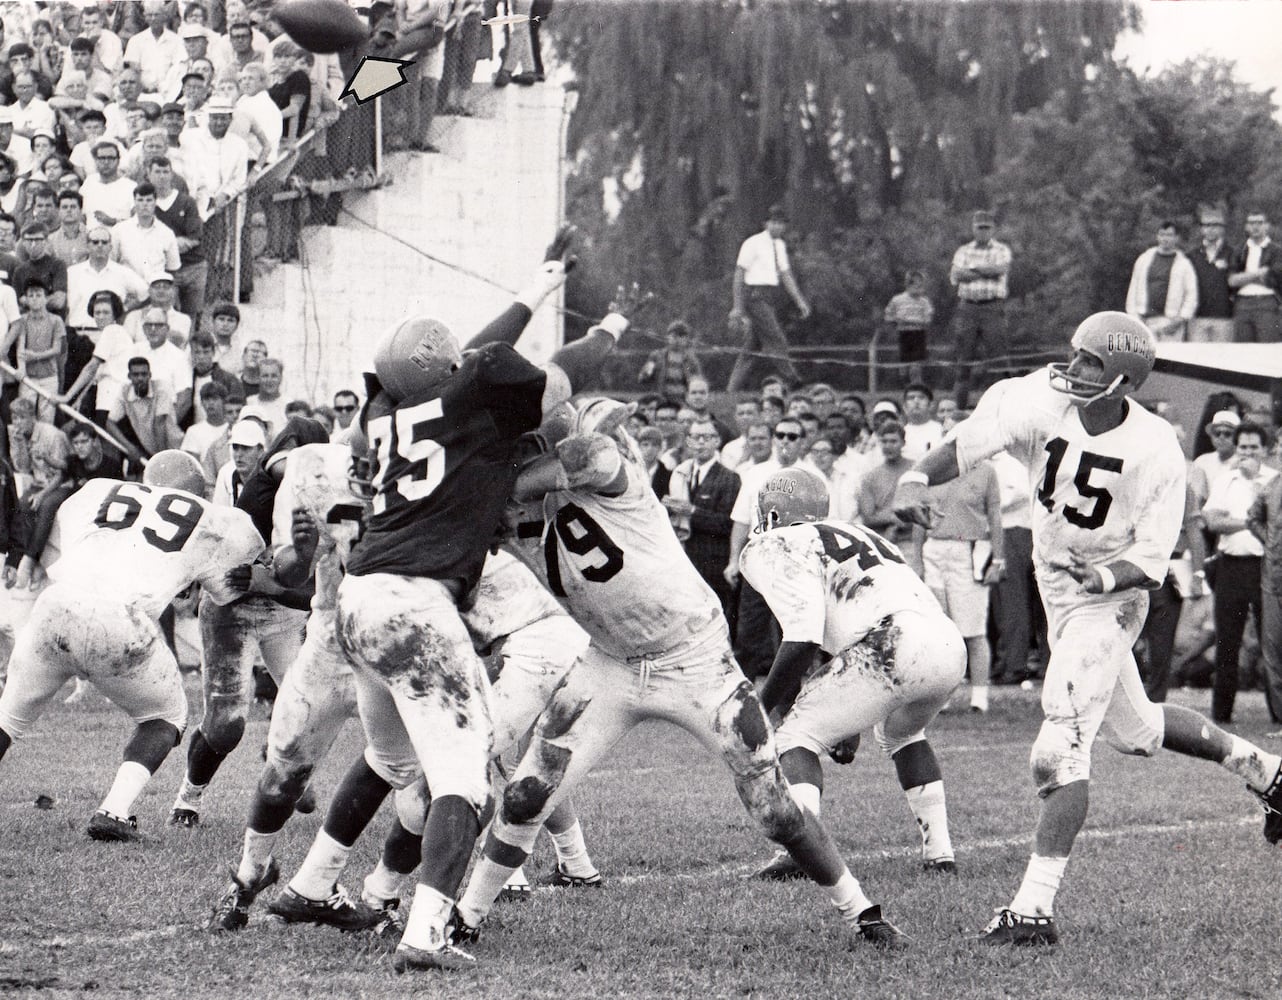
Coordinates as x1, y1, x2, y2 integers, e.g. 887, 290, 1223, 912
374, 96, 383, 176
0, 361, 142, 464
231, 193, 246, 305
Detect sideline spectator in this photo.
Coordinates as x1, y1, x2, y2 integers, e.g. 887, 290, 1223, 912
235, 62, 281, 164
177, 331, 243, 428
212, 416, 265, 507
247, 356, 287, 436
12, 276, 66, 422
110, 181, 182, 279
49, 189, 91, 266
1247, 466, 1282, 722
948, 209, 1010, 407
107, 355, 180, 467
1125, 220, 1197, 343
922, 462, 1004, 713
7, 396, 67, 481
208, 300, 244, 367
78, 6, 125, 80
135, 306, 190, 397
65, 226, 148, 328
734, 420, 774, 473
13, 223, 68, 315
123, 2, 186, 94
67, 423, 125, 488
1188, 209, 1235, 343
57, 290, 134, 423
858, 418, 917, 569
726, 203, 809, 392
822, 412, 861, 522
719, 398, 761, 470
181, 379, 231, 460
80, 139, 136, 226
683, 376, 731, 443
882, 269, 934, 381
237, 337, 266, 396
1228, 209, 1282, 343
124, 270, 192, 345
1202, 423, 1276, 723
636, 425, 667, 494
901, 381, 942, 461
267, 41, 312, 143
330, 388, 360, 444
1194, 409, 1242, 495
149, 155, 206, 321
637, 319, 702, 403
180, 99, 248, 215
10, 70, 56, 140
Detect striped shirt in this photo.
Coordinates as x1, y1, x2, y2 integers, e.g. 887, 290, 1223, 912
950, 239, 1012, 301
883, 291, 934, 330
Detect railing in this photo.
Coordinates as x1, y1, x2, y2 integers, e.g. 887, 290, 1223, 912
200, 96, 384, 305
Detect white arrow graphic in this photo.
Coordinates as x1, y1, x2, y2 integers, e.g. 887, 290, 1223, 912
340, 56, 416, 105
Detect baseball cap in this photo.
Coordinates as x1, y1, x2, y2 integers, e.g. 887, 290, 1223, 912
229, 420, 267, 448
147, 269, 174, 285
179, 23, 206, 39
972, 210, 995, 227
181, 71, 208, 85
1208, 410, 1241, 429
872, 400, 899, 417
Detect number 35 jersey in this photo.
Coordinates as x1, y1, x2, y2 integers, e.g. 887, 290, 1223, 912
44, 478, 265, 619
740, 520, 940, 654
346, 343, 548, 589
536, 457, 723, 660
952, 368, 1185, 606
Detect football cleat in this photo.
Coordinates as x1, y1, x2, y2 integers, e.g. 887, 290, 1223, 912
550, 865, 605, 889
854, 905, 908, 949
86, 810, 140, 843
448, 906, 481, 947
367, 897, 405, 947
169, 807, 200, 828
1252, 768, 1282, 845
922, 857, 957, 875
294, 786, 317, 816
393, 923, 477, 974
976, 907, 1059, 946
266, 884, 383, 931
753, 851, 807, 882
208, 860, 280, 932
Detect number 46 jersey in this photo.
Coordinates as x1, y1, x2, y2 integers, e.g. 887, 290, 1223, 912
952, 368, 1185, 607
740, 520, 940, 655
44, 478, 265, 619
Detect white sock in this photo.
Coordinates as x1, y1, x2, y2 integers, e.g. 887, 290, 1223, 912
363, 860, 405, 905
827, 870, 874, 922
288, 830, 351, 901
1223, 737, 1282, 793
904, 781, 953, 862
172, 777, 207, 812
1008, 854, 1068, 917
549, 821, 597, 878
788, 781, 822, 817
100, 761, 151, 818
236, 829, 277, 885
970, 685, 990, 711
400, 883, 453, 951
458, 855, 519, 927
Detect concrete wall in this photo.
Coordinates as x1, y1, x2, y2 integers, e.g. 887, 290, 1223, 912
243, 84, 570, 405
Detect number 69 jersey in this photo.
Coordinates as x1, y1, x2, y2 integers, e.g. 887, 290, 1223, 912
44, 479, 265, 619
531, 455, 724, 660
952, 368, 1185, 608
739, 520, 940, 654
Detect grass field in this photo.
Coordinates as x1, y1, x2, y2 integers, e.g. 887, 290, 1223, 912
2, 677, 1280, 1000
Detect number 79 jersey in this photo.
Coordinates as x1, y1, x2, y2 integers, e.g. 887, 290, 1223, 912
952, 369, 1185, 606
535, 458, 724, 659
740, 520, 940, 654
44, 478, 265, 619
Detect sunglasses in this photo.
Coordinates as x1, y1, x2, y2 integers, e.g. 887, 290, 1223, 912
774, 431, 802, 441
1210, 429, 1236, 437
333, 405, 357, 413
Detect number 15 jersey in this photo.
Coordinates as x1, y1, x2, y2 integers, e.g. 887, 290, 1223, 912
44, 478, 265, 619
952, 368, 1185, 608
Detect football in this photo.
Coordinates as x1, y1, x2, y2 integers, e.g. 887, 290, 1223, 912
274, 0, 368, 54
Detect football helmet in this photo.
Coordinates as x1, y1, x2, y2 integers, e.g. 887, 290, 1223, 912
143, 449, 208, 497
345, 425, 375, 502
372, 315, 461, 403
756, 467, 829, 532
1048, 311, 1155, 405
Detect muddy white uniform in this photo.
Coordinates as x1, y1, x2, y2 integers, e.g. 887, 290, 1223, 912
265, 444, 589, 805
478, 436, 805, 878
953, 369, 1185, 789
0, 479, 262, 739
740, 520, 965, 758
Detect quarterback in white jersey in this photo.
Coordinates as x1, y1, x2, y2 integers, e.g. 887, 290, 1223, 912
457, 398, 906, 949
739, 467, 965, 880
0, 452, 262, 842
894, 312, 1282, 946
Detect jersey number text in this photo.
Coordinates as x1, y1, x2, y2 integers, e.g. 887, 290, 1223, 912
367, 398, 447, 515
543, 503, 624, 596
1036, 437, 1123, 530
816, 524, 903, 571
94, 483, 204, 553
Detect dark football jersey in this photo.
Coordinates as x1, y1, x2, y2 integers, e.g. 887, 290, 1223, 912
345, 342, 548, 588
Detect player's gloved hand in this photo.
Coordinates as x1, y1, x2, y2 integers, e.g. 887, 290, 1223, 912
225, 564, 253, 595
543, 223, 578, 273
1066, 556, 1106, 594
829, 734, 860, 765
291, 507, 319, 558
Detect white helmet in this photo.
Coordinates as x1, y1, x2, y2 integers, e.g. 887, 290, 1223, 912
756, 467, 829, 532
569, 396, 635, 438
372, 315, 461, 402
1048, 311, 1155, 405
143, 449, 208, 497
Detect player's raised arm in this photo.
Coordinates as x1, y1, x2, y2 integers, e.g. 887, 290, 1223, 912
514, 398, 633, 502
464, 225, 578, 354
